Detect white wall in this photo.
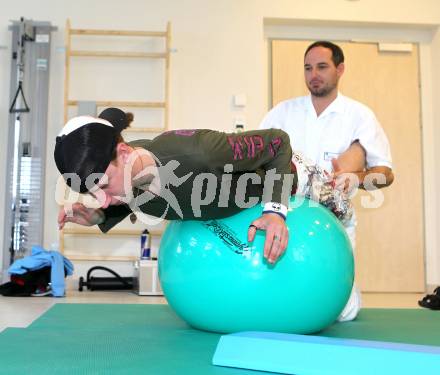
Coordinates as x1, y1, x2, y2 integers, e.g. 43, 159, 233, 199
0, 0, 439, 286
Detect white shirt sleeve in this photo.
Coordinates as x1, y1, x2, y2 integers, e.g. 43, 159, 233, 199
352, 109, 393, 169
259, 102, 287, 131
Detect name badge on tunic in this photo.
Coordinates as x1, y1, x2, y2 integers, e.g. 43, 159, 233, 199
323, 151, 340, 161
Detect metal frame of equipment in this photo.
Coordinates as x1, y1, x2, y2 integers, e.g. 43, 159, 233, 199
2, 18, 56, 275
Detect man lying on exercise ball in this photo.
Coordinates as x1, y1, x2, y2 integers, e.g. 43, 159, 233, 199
54, 108, 357, 265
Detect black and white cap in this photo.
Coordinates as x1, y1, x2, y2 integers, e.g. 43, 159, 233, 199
54, 108, 128, 194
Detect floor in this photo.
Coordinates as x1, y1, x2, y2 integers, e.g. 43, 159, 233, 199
0, 291, 426, 333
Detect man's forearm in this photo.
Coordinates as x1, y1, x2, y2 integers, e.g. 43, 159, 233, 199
355, 166, 394, 190
98, 204, 132, 233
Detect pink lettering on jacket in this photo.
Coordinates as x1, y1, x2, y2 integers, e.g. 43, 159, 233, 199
163, 130, 196, 136
228, 135, 265, 160
269, 137, 282, 157
228, 136, 244, 160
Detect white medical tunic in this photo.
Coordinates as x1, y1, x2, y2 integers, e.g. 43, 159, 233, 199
259, 93, 392, 172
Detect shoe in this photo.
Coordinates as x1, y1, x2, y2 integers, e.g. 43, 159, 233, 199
31, 285, 52, 297
418, 287, 440, 310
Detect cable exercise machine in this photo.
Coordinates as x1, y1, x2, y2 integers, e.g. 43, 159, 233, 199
2, 18, 56, 273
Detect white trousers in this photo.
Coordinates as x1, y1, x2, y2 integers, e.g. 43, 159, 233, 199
293, 151, 361, 322
337, 215, 362, 322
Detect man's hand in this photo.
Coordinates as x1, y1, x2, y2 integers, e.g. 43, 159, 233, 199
247, 213, 289, 264
58, 203, 105, 230
331, 158, 359, 194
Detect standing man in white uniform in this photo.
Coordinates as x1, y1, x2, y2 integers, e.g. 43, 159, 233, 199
260, 40, 394, 321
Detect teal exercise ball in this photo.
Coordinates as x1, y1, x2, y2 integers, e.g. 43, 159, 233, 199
158, 196, 354, 334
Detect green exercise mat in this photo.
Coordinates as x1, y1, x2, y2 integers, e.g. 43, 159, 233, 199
0, 304, 438, 375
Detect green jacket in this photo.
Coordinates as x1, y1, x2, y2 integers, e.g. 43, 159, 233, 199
99, 128, 294, 232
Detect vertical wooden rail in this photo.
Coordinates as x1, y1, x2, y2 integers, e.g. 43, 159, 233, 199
63, 19, 71, 124
60, 18, 71, 254
164, 22, 171, 131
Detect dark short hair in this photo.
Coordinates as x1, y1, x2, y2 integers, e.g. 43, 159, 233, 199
54, 108, 129, 194
304, 41, 344, 67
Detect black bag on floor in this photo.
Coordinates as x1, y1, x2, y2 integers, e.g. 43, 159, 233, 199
0, 266, 51, 297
